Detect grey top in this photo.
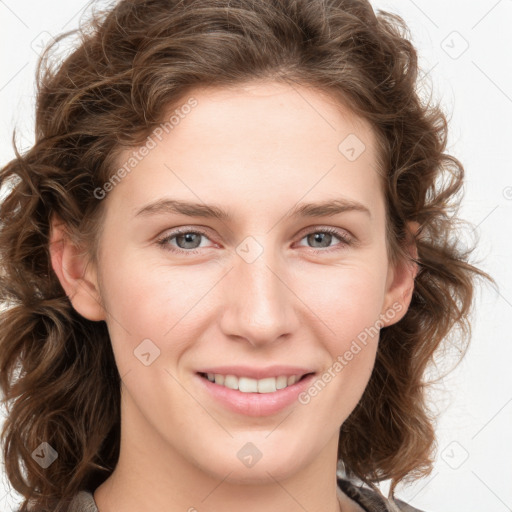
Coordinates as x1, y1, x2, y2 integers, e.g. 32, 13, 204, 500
66, 478, 425, 512
66, 491, 98, 512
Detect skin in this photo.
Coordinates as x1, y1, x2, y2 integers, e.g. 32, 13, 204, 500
50, 81, 418, 512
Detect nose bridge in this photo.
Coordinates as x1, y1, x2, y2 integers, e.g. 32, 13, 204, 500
219, 235, 297, 345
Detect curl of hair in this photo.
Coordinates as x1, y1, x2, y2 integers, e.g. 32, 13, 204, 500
0, 0, 494, 510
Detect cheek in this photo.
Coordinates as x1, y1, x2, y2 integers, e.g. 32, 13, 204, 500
97, 256, 221, 368
295, 294, 382, 428
297, 267, 385, 399
300, 263, 387, 341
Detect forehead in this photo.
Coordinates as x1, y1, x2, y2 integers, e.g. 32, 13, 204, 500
166, 81, 378, 160
106, 81, 384, 222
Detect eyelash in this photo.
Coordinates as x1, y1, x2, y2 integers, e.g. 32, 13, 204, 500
155, 226, 353, 256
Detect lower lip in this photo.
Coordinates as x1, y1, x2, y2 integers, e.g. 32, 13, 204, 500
195, 372, 316, 417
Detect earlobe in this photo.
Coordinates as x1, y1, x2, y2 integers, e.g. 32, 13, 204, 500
380, 221, 420, 327
49, 215, 106, 322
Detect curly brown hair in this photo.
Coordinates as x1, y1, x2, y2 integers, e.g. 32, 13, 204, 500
0, 0, 494, 510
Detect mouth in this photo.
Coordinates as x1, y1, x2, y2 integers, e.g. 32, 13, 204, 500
197, 371, 315, 393
195, 370, 317, 416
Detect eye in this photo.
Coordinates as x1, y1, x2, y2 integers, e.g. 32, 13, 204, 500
156, 228, 214, 254
156, 226, 353, 255
296, 227, 353, 253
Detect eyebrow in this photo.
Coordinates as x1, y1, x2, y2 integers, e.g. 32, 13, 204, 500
133, 197, 372, 221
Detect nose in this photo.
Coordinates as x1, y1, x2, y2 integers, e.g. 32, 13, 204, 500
218, 241, 300, 348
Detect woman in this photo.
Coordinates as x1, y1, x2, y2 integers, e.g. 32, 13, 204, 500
0, 0, 493, 511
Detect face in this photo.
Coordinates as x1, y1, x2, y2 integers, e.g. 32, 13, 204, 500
53, 81, 414, 487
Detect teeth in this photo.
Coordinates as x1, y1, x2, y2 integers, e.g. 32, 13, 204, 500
204, 373, 306, 393
276, 375, 289, 389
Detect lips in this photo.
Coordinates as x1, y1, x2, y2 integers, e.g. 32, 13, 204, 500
195, 369, 317, 416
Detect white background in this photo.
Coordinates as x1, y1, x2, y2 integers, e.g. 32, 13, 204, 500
1, 1, 511, 511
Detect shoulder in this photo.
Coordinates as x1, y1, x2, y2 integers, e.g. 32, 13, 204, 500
337, 477, 427, 512
66, 490, 99, 512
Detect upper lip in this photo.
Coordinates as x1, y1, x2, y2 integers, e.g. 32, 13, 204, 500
196, 365, 316, 380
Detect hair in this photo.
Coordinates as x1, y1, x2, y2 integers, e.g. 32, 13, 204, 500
0, 0, 495, 510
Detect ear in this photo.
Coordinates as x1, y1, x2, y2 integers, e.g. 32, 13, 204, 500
379, 220, 420, 327
48, 214, 106, 321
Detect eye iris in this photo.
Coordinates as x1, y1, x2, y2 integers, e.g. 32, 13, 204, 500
177, 233, 201, 249
308, 232, 332, 248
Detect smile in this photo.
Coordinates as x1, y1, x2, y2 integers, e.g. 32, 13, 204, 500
199, 372, 312, 393
196, 371, 317, 416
